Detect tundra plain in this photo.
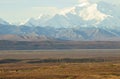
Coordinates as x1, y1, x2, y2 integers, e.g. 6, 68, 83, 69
0, 49, 120, 79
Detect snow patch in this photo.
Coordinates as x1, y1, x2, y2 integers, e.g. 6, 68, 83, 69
79, 3, 108, 23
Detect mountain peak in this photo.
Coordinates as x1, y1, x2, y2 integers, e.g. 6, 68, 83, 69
59, 2, 109, 24
23, 14, 53, 27
22, 1, 119, 29
79, 3, 108, 22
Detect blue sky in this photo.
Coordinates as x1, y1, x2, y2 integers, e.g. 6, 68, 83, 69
0, 0, 119, 23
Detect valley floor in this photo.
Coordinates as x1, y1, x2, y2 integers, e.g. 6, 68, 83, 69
0, 62, 120, 79
0, 50, 119, 79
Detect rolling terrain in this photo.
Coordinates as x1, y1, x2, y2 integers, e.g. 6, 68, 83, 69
0, 40, 120, 50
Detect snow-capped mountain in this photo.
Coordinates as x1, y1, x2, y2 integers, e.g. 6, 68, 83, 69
24, 14, 53, 27
0, 1, 120, 41
23, 1, 113, 28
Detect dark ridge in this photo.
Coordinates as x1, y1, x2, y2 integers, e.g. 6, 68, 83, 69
0, 59, 22, 64
0, 57, 119, 64
0, 40, 120, 50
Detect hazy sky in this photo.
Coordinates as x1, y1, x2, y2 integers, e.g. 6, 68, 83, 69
0, 0, 119, 23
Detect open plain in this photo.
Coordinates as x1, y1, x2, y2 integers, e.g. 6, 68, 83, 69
0, 49, 120, 79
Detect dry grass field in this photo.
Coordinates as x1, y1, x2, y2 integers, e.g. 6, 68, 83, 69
0, 49, 119, 79
0, 62, 120, 79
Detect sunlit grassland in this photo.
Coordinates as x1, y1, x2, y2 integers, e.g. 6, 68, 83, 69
0, 50, 119, 79
0, 62, 120, 79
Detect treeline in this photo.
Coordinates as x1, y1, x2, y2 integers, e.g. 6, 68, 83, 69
27, 58, 108, 63
0, 58, 118, 64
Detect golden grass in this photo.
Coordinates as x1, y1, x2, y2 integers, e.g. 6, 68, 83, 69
0, 62, 120, 79
0, 50, 119, 79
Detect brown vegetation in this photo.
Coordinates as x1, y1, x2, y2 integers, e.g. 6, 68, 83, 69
0, 61, 120, 79
0, 50, 119, 79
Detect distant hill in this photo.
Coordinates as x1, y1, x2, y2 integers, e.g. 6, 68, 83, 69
0, 40, 120, 50
0, 34, 54, 41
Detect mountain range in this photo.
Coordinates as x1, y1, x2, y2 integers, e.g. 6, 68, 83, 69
0, 1, 120, 41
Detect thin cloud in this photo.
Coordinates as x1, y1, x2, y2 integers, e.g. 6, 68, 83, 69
78, 0, 89, 3
32, 6, 60, 14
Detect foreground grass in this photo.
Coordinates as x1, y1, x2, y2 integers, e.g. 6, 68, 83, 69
0, 61, 119, 79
